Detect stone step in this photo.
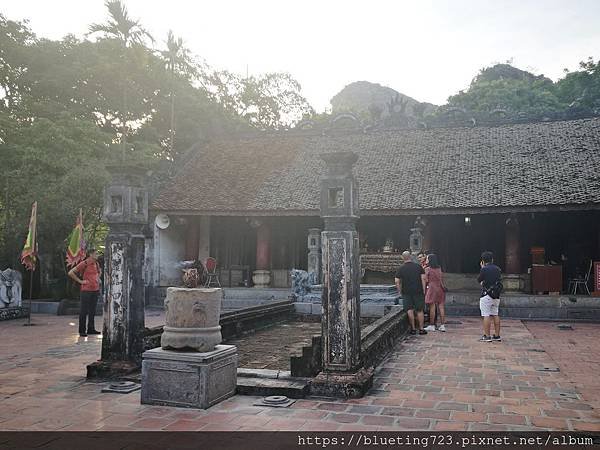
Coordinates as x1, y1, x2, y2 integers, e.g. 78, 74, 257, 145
236, 376, 311, 399
223, 288, 291, 301
310, 284, 396, 295
222, 298, 289, 310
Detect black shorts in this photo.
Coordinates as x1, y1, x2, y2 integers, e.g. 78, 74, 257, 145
403, 293, 425, 311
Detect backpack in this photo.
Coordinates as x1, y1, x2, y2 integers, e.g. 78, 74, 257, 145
485, 280, 503, 299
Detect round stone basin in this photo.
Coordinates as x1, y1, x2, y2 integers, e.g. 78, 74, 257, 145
161, 287, 223, 352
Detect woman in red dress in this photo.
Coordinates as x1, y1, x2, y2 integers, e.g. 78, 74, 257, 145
423, 253, 447, 332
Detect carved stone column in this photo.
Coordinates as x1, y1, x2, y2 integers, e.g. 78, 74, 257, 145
307, 228, 321, 284
311, 152, 372, 398
252, 220, 271, 287
504, 213, 523, 292
87, 166, 147, 378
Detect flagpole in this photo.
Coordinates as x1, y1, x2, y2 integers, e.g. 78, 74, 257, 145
21, 201, 38, 327
25, 267, 34, 326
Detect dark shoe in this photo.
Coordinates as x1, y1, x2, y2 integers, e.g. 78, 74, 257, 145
87, 330, 101, 335
492, 335, 502, 342
479, 335, 492, 342
79, 333, 87, 337
409, 329, 417, 335
418, 329, 428, 335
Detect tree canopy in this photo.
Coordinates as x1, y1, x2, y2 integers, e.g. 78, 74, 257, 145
447, 62, 600, 118
0, 2, 313, 285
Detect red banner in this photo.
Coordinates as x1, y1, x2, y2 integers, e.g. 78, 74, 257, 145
595, 261, 600, 293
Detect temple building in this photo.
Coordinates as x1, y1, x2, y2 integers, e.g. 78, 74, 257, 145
148, 116, 600, 296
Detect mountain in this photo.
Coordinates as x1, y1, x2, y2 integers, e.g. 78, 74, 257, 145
330, 81, 437, 120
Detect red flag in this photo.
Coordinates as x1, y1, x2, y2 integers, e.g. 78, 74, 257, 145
20, 201, 38, 272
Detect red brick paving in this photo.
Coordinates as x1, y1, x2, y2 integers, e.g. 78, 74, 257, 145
1, 314, 599, 431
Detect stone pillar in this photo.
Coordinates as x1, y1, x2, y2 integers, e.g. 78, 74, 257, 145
87, 166, 147, 378
311, 152, 373, 398
307, 228, 321, 284
253, 221, 271, 287
504, 213, 523, 292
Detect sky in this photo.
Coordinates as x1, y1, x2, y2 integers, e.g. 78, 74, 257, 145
3, 0, 600, 112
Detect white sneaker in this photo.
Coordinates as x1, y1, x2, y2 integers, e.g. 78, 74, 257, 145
424, 325, 436, 332
438, 324, 446, 332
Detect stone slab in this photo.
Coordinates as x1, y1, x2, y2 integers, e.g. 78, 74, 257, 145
360, 304, 385, 317
28, 301, 59, 314
0, 307, 29, 321
141, 345, 237, 409
445, 292, 600, 321
236, 376, 310, 399
293, 302, 311, 315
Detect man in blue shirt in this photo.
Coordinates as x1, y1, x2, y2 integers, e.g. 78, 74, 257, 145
477, 251, 502, 342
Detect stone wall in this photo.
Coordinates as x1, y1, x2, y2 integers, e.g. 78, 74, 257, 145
446, 292, 600, 320
361, 308, 409, 370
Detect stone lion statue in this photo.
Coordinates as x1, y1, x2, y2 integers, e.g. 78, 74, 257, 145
290, 269, 315, 298
0, 269, 23, 308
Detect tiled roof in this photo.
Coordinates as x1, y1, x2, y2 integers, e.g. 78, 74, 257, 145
152, 118, 600, 215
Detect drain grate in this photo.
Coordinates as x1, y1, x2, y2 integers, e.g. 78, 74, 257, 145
555, 392, 579, 400
527, 348, 546, 352
253, 395, 296, 408
557, 324, 573, 330
536, 367, 560, 372
101, 381, 141, 394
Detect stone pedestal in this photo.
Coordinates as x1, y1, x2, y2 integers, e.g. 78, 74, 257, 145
141, 346, 237, 409
311, 367, 374, 398
504, 274, 525, 292
161, 287, 222, 352
252, 269, 271, 288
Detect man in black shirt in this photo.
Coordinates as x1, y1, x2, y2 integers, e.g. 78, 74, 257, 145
395, 251, 427, 335
477, 251, 502, 342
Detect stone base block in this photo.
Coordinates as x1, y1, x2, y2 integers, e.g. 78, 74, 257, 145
310, 367, 374, 398
504, 274, 525, 292
141, 345, 237, 409
0, 307, 29, 321
86, 360, 139, 379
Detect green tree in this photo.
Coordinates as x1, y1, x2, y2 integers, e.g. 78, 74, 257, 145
160, 30, 195, 158
205, 70, 314, 129
555, 57, 600, 112
88, 0, 153, 160
447, 64, 565, 115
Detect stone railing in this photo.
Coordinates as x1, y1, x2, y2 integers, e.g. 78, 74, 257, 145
361, 307, 409, 370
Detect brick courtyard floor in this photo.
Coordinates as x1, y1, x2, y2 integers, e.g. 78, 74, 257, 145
0, 313, 599, 431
